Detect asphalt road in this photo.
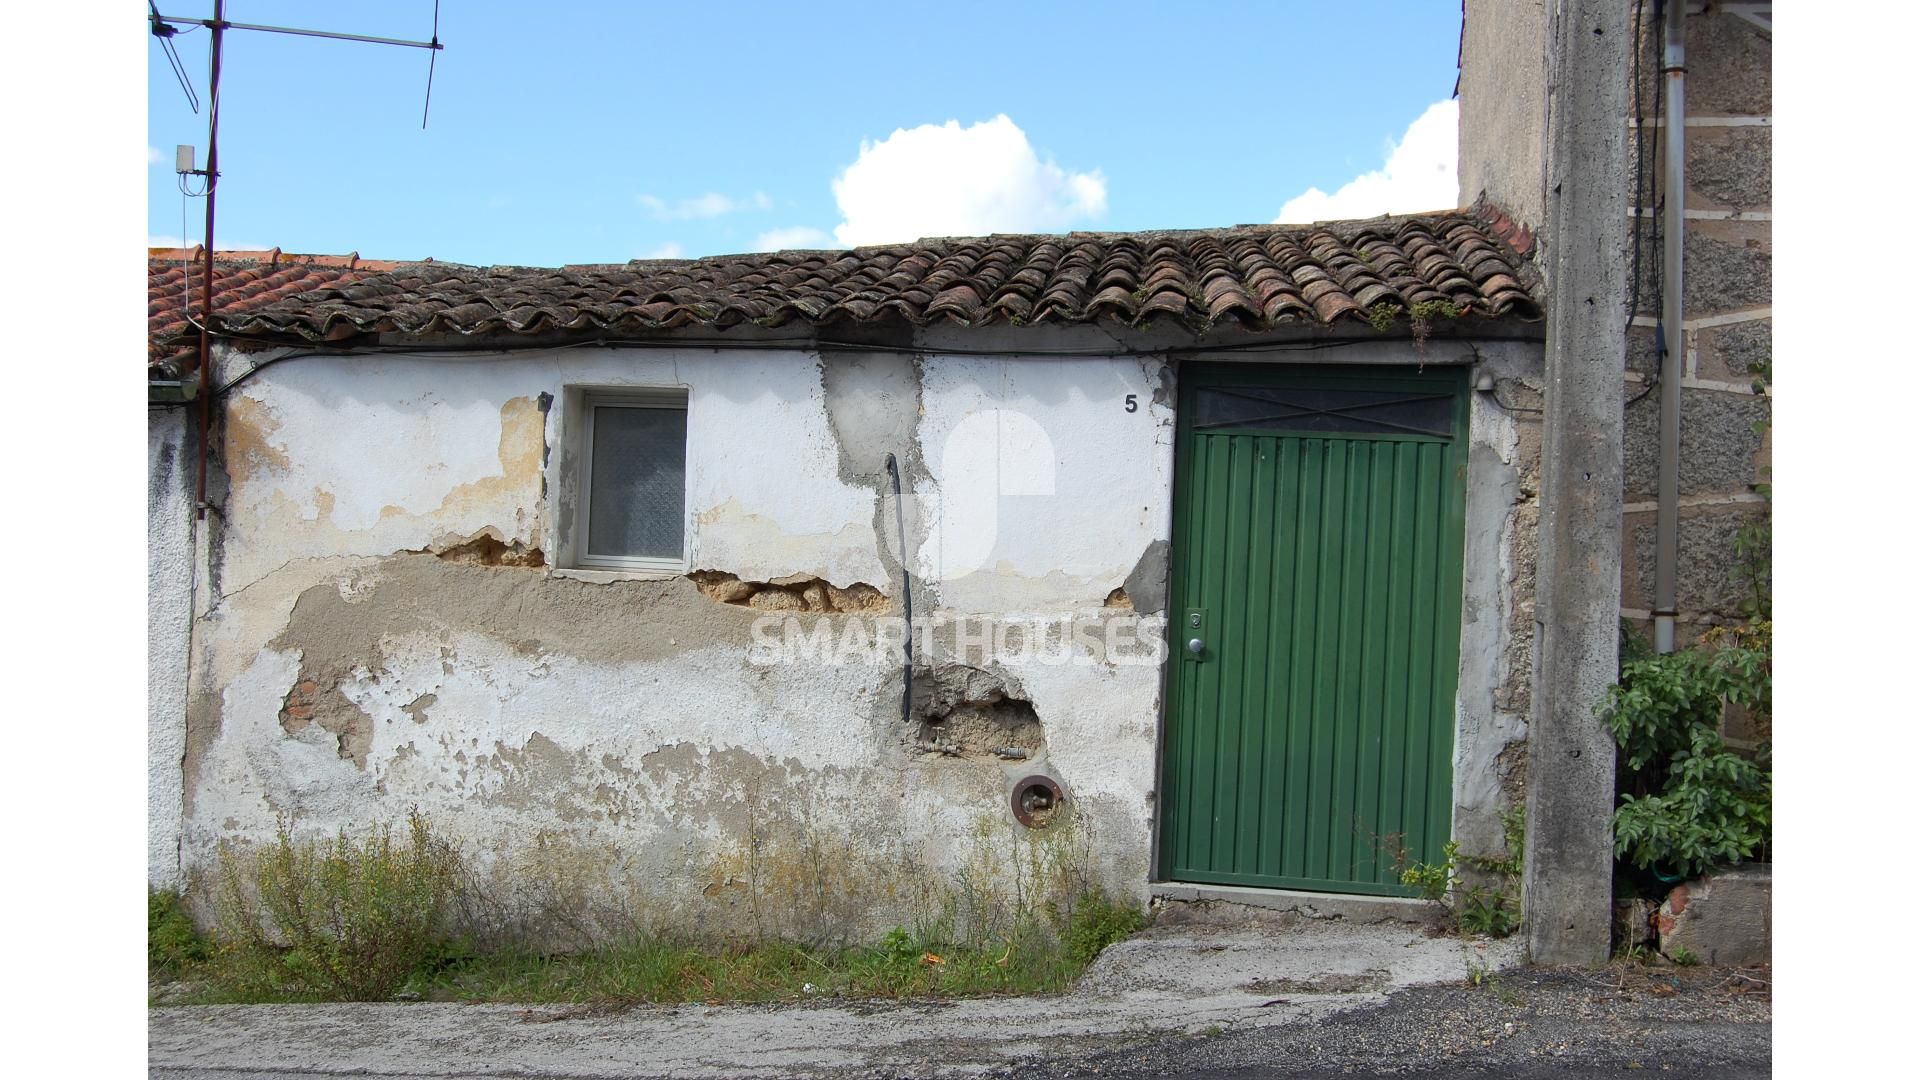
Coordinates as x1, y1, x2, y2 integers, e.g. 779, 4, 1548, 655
996, 967, 1770, 1080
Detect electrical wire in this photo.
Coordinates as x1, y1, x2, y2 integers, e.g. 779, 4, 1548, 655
203, 330, 1543, 401
1624, 0, 1665, 411
420, 0, 439, 128
151, 2, 201, 113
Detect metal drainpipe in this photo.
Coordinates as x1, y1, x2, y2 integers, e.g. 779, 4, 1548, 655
1654, 0, 1686, 654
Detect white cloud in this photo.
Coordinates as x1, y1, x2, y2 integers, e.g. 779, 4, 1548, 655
1273, 100, 1459, 224
641, 241, 685, 259
831, 115, 1106, 247
754, 226, 834, 251
637, 191, 773, 221
148, 145, 163, 166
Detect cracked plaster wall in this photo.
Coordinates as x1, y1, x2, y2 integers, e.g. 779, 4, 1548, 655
167, 335, 1543, 927
178, 343, 1174, 934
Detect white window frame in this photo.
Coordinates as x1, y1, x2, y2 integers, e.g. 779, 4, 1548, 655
572, 388, 690, 575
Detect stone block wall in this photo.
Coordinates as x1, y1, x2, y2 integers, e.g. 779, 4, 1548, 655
1621, 6, 1771, 638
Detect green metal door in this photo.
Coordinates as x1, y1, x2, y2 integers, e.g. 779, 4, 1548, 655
1159, 363, 1468, 896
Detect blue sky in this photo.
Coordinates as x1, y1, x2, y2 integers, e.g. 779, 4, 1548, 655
147, 1, 1464, 267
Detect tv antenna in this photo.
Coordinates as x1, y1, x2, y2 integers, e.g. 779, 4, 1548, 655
149, 1, 445, 520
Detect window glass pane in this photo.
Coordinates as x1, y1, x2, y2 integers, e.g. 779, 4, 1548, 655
588, 405, 686, 559
1195, 385, 1453, 438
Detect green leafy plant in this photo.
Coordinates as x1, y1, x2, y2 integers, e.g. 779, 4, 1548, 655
1401, 807, 1524, 937
1605, 628, 1771, 882
212, 810, 465, 1001
1059, 891, 1147, 965
1669, 945, 1700, 967
149, 888, 210, 980
1365, 302, 1403, 332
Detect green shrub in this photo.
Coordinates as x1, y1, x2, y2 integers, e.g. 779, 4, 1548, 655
212, 810, 465, 1001
149, 888, 209, 979
1060, 891, 1147, 965
1604, 626, 1771, 882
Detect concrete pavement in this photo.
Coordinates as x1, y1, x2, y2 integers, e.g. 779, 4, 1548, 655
151, 919, 1526, 1078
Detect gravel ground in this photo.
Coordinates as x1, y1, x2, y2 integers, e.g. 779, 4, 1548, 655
992, 965, 1771, 1079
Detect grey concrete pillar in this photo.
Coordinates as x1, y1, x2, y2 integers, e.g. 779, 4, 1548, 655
1524, 0, 1631, 967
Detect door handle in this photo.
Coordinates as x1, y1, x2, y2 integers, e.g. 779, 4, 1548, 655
1187, 637, 1205, 657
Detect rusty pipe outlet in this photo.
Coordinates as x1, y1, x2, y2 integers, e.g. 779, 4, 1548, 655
1011, 774, 1067, 829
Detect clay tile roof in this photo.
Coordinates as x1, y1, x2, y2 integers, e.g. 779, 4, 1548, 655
161, 210, 1540, 364
147, 247, 413, 372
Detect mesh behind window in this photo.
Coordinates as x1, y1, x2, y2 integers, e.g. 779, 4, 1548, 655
1194, 386, 1453, 438
587, 405, 687, 559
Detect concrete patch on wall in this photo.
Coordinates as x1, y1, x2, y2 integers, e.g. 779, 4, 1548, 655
1452, 357, 1540, 861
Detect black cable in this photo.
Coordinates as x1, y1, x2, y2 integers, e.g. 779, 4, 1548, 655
1626, 0, 1648, 331
420, 0, 439, 129
203, 330, 1545, 400
1625, 0, 1668, 413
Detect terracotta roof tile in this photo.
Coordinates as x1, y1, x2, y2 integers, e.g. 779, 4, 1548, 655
147, 247, 396, 371
156, 211, 1540, 368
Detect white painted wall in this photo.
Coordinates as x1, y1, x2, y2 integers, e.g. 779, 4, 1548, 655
148, 408, 194, 890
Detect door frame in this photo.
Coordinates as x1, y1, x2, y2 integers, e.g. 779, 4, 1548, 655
1151, 359, 1473, 893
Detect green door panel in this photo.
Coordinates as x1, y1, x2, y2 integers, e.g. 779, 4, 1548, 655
1159, 364, 1468, 896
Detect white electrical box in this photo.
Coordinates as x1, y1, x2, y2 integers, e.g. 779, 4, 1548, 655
175, 145, 196, 174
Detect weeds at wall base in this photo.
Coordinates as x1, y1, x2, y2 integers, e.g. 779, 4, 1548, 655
160, 810, 1149, 1005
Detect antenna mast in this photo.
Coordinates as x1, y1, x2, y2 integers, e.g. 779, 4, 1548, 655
150, 4, 444, 520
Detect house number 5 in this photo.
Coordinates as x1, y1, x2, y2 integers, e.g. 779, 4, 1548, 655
1124, 394, 1138, 413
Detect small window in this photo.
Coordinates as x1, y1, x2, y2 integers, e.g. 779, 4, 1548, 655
576, 391, 688, 571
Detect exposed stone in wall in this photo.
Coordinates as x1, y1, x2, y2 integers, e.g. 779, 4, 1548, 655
1623, 388, 1768, 499
1684, 224, 1770, 313
1689, 127, 1770, 211
1627, 507, 1766, 616
1630, 11, 1770, 118
688, 570, 888, 613
416, 531, 546, 568
278, 671, 375, 768
1626, 223, 1770, 318
1684, 12, 1771, 115
1696, 320, 1770, 381
1498, 500, 1539, 718
1120, 539, 1170, 615
1103, 587, 1134, 610
909, 663, 1045, 761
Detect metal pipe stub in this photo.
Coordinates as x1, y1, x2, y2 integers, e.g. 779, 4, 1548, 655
1011, 774, 1067, 829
